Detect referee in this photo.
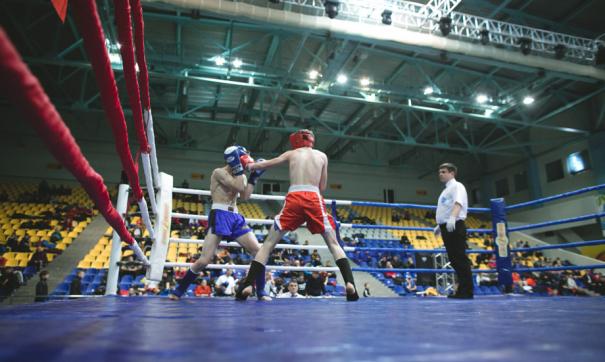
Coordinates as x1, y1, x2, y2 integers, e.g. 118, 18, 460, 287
433, 163, 473, 299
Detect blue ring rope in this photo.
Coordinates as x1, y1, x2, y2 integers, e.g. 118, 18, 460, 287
348, 223, 491, 233
350, 200, 490, 213
512, 264, 605, 273
508, 212, 605, 232
351, 267, 498, 274
506, 184, 605, 211
350, 246, 494, 254
510, 239, 605, 253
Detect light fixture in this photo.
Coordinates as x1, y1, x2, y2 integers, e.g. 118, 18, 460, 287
485, 109, 494, 116
480, 29, 489, 45
336, 73, 348, 84
476, 94, 488, 104
214, 56, 226, 66
522, 96, 535, 105
381, 10, 392, 25
554, 44, 567, 60
518, 37, 532, 55
439, 17, 452, 37
366, 93, 377, 101
360, 77, 371, 87
308, 69, 319, 80
232, 58, 243, 68
423, 86, 434, 95
324, 0, 339, 19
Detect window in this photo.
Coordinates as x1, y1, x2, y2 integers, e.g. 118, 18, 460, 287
567, 150, 591, 175
545, 159, 564, 182
495, 178, 509, 197
514, 171, 528, 192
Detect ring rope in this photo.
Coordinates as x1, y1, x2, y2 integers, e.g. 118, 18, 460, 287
71, 0, 155, 237
168, 237, 494, 254
0, 28, 147, 264
508, 212, 605, 232
506, 183, 605, 211
511, 239, 605, 253
163, 263, 498, 274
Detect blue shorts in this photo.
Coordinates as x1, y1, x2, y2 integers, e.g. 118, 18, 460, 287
208, 209, 251, 240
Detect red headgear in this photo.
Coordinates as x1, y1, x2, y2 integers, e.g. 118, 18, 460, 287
289, 129, 315, 149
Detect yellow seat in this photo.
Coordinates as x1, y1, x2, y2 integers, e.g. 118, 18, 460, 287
46, 253, 57, 262
78, 260, 92, 268
92, 261, 105, 269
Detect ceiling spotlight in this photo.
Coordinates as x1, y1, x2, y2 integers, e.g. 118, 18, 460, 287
423, 86, 434, 95
518, 37, 532, 56
323, 0, 339, 19
381, 9, 392, 25
439, 17, 452, 37
214, 56, 226, 66
308, 69, 319, 80
522, 96, 535, 105
476, 94, 488, 104
336, 74, 347, 84
554, 44, 567, 60
232, 58, 243, 68
480, 29, 489, 45
360, 77, 371, 87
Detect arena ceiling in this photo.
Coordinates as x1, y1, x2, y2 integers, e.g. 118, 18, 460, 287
1, 0, 604, 177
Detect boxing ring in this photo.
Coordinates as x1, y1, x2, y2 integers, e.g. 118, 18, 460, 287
1, 1, 605, 360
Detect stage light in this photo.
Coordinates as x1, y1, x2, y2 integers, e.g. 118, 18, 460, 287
523, 96, 535, 105
232, 58, 243, 68
518, 37, 532, 55
336, 73, 348, 84
214, 56, 226, 66
480, 29, 489, 45
381, 10, 392, 25
324, 0, 339, 19
476, 94, 488, 104
439, 17, 452, 36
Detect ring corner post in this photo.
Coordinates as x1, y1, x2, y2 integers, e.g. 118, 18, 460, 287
490, 198, 513, 293
106, 184, 130, 296
146, 172, 173, 288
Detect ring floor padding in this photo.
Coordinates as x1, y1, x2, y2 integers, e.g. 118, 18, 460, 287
0, 296, 603, 362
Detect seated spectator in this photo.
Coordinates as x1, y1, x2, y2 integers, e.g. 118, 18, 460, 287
310, 249, 321, 266
6, 234, 19, 251
16, 236, 31, 252
304, 271, 325, 297
404, 274, 417, 293
41, 239, 56, 250
214, 269, 235, 297
277, 281, 304, 298
194, 279, 212, 297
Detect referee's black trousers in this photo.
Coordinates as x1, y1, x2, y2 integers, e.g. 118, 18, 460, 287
440, 220, 473, 296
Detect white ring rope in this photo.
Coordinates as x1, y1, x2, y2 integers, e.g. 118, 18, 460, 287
164, 262, 339, 272
172, 187, 352, 205
169, 237, 356, 251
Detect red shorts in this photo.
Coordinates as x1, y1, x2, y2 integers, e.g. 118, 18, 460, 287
275, 186, 335, 234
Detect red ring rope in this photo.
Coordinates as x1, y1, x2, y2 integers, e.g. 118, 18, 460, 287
130, 0, 151, 111
0, 28, 135, 245
114, 0, 150, 154
71, 0, 144, 201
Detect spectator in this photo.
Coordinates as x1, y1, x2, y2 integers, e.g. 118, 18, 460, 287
35, 270, 50, 302
70, 270, 85, 295
0, 267, 20, 301
215, 269, 236, 296
50, 225, 63, 243
29, 246, 48, 271
310, 249, 322, 266
304, 271, 325, 297
194, 279, 212, 297
405, 273, 417, 293
277, 280, 304, 298
363, 282, 371, 297
264, 272, 278, 297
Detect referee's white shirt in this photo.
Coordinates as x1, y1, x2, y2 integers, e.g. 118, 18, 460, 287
436, 178, 468, 224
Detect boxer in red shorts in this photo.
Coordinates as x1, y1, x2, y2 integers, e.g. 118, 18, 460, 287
235, 129, 359, 301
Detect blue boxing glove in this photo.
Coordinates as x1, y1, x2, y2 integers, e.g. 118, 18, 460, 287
224, 145, 248, 175
248, 159, 266, 186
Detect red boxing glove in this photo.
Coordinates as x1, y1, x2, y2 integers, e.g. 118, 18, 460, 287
240, 154, 255, 171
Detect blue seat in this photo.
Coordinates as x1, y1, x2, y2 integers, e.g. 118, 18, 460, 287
83, 275, 95, 283
335, 285, 345, 295
120, 275, 133, 284
52, 282, 70, 295
85, 268, 99, 275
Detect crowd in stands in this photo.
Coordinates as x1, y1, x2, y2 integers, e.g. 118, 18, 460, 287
1, 180, 96, 301
507, 240, 605, 296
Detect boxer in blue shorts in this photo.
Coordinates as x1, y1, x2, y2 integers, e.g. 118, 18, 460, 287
170, 145, 271, 300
